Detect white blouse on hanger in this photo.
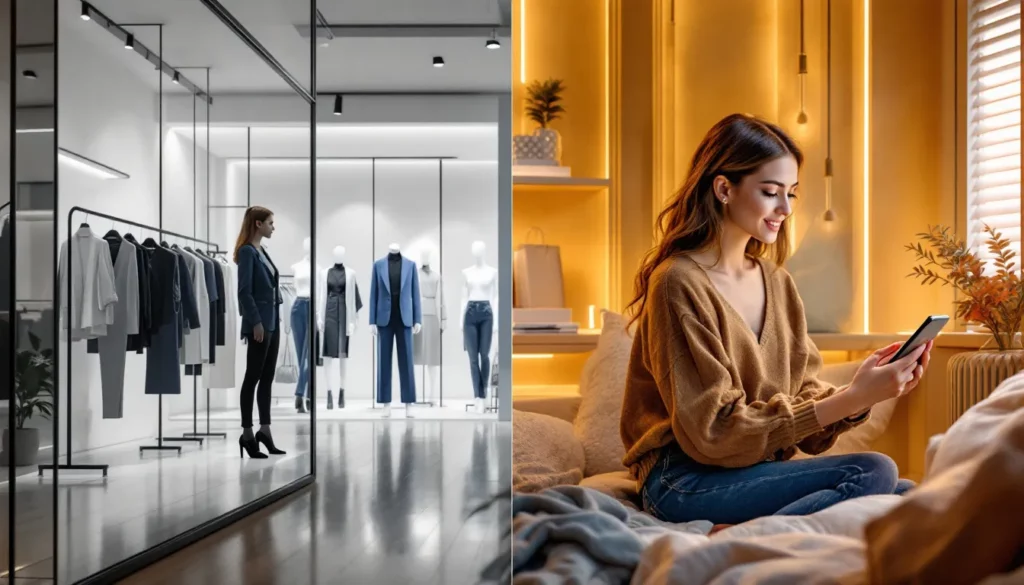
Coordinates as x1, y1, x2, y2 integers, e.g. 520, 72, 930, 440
58, 226, 118, 341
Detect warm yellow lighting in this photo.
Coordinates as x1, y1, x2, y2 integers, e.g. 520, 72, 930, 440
588, 305, 596, 329
862, 0, 871, 334
519, 0, 526, 84
513, 353, 554, 359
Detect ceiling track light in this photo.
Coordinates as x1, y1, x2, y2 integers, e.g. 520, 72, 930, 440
80, 2, 90, 20
433, 56, 445, 68
333, 94, 342, 116
486, 29, 500, 49
22, 70, 37, 80
796, 0, 808, 125
172, 71, 180, 84
124, 32, 134, 50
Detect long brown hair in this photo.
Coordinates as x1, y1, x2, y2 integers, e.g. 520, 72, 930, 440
233, 206, 273, 264
627, 113, 803, 325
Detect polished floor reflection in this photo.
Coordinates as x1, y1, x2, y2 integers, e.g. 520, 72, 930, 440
119, 420, 510, 585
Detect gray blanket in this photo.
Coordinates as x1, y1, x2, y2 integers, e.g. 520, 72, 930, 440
511, 485, 713, 584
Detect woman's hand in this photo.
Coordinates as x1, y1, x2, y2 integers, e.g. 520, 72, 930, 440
848, 340, 933, 409
253, 323, 265, 343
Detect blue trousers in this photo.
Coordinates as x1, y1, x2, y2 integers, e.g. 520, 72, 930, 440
642, 443, 915, 525
377, 322, 415, 404
291, 298, 311, 398
463, 301, 493, 399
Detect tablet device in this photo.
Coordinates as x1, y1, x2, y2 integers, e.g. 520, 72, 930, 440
890, 315, 949, 362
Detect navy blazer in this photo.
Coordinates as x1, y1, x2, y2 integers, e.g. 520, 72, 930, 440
237, 244, 282, 337
369, 255, 422, 328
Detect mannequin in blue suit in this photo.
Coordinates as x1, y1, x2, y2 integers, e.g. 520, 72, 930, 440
369, 243, 422, 418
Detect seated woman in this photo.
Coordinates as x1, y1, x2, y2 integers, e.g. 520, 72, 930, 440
621, 113, 930, 526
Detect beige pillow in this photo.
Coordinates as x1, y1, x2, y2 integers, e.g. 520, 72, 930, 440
574, 310, 634, 477
513, 409, 586, 492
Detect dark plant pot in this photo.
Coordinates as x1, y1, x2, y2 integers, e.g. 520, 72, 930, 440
2, 428, 40, 466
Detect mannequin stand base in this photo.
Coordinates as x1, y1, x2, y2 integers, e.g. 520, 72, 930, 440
163, 437, 204, 445
139, 445, 182, 454
414, 401, 435, 407
381, 404, 415, 418
37, 463, 109, 477
184, 432, 227, 439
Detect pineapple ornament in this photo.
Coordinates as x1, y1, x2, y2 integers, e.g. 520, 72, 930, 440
514, 78, 566, 166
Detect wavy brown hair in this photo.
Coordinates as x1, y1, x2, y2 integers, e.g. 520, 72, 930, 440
233, 206, 273, 264
626, 113, 803, 325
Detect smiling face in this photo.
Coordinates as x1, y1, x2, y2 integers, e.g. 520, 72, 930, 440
256, 214, 275, 239
713, 155, 799, 245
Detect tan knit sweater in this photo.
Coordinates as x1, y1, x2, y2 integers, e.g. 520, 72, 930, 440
620, 255, 870, 486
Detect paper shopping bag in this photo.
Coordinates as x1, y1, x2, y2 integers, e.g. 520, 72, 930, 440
513, 227, 566, 308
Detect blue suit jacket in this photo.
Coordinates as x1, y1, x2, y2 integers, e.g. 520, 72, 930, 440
369, 256, 422, 328
237, 244, 282, 336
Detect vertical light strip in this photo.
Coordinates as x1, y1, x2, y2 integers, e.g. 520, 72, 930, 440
520, 0, 527, 84
606, 0, 612, 310
862, 0, 871, 333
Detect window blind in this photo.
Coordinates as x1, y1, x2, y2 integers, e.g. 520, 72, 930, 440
968, 0, 1022, 265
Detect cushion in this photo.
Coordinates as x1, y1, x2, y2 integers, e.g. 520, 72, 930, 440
579, 470, 640, 507
573, 310, 634, 477
513, 409, 586, 493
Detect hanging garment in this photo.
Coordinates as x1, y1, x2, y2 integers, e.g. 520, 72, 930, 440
414, 266, 445, 366
179, 248, 209, 366
144, 241, 183, 395
124, 233, 152, 352
212, 257, 226, 346
207, 260, 238, 389
58, 225, 118, 341
95, 236, 139, 418
322, 264, 362, 358
193, 250, 219, 364
171, 247, 200, 334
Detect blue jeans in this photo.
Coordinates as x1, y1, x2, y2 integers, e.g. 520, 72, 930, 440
291, 298, 310, 398
463, 301, 493, 399
642, 444, 915, 525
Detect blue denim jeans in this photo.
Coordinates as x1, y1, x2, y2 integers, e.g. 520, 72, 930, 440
463, 301, 493, 399
642, 443, 915, 525
291, 298, 310, 398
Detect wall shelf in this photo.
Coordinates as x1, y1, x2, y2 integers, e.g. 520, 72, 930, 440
513, 176, 611, 190
513, 331, 601, 354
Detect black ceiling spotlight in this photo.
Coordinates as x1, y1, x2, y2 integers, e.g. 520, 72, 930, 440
124, 32, 134, 50
333, 94, 342, 116
172, 71, 180, 84
22, 70, 37, 80
433, 56, 445, 68
486, 29, 500, 49
80, 2, 91, 21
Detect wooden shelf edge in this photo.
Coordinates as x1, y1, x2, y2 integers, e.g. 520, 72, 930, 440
513, 331, 601, 354
513, 176, 611, 188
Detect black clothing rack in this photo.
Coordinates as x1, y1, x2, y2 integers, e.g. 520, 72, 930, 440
39, 207, 223, 477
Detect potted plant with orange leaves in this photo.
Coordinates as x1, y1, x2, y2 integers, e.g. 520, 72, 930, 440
906, 224, 1024, 423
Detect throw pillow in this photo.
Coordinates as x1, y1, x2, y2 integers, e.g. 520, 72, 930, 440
574, 310, 633, 477
513, 409, 586, 492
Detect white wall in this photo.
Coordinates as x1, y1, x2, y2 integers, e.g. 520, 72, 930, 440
213, 127, 499, 402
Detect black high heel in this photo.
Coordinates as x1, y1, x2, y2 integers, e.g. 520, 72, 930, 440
255, 430, 286, 455
239, 434, 268, 459
295, 396, 306, 414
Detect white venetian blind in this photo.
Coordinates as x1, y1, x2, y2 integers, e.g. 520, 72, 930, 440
968, 0, 1022, 266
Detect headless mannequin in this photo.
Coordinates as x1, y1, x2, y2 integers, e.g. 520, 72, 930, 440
419, 247, 443, 404
460, 241, 498, 414
371, 243, 422, 419
290, 237, 322, 414
319, 245, 352, 409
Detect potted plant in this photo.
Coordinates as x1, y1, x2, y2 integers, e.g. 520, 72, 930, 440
2, 332, 54, 466
906, 224, 1024, 423
513, 78, 566, 166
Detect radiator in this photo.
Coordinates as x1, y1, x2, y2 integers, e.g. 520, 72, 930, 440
948, 350, 1024, 426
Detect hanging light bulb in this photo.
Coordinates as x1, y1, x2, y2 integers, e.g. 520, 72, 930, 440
823, 157, 835, 221
822, 0, 836, 222
797, 0, 808, 124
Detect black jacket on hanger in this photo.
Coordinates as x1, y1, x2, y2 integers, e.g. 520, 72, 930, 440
124, 233, 152, 351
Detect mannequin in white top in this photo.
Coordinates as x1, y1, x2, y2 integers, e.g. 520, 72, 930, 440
416, 247, 445, 405
289, 237, 322, 413
460, 240, 498, 414
372, 243, 421, 419
318, 245, 355, 410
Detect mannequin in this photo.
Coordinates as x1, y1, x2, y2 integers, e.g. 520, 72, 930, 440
318, 245, 362, 410
289, 237, 322, 414
414, 246, 445, 404
370, 242, 422, 419
460, 240, 498, 414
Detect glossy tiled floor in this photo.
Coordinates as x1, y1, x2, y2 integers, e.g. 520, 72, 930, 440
121, 420, 510, 585
1, 419, 509, 584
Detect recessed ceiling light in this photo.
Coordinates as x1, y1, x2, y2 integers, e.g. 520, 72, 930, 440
486, 38, 500, 49
124, 33, 134, 50
80, 3, 90, 20
433, 56, 444, 68
22, 70, 37, 80
333, 94, 342, 116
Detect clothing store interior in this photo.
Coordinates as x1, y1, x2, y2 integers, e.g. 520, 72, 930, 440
2, 0, 512, 582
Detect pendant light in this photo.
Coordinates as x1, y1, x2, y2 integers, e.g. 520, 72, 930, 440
823, 0, 836, 222
796, 0, 808, 124
486, 29, 500, 49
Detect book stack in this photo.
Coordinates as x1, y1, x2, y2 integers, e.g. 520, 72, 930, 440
513, 308, 579, 335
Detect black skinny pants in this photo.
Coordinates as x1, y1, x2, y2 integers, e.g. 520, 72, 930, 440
240, 327, 280, 428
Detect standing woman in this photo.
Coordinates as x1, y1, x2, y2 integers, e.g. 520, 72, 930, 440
235, 206, 286, 458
